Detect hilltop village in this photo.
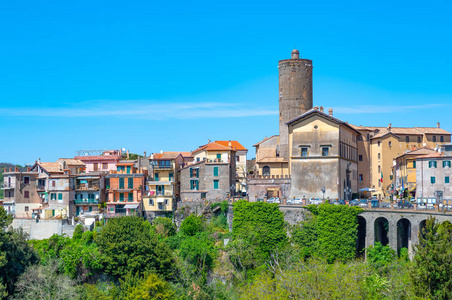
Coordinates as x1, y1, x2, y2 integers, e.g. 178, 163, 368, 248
2, 49, 451, 224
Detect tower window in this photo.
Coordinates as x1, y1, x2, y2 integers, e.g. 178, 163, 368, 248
433, 136, 437, 142
322, 147, 329, 157
262, 166, 270, 176
359, 155, 363, 161
405, 136, 409, 143
301, 147, 308, 157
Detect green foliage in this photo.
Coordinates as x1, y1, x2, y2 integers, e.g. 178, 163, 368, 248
291, 213, 318, 259
124, 273, 175, 300
411, 217, 452, 299
95, 216, 174, 280
232, 200, 287, 260
152, 217, 176, 238
179, 214, 204, 237
73, 224, 85, 240
179, 232, 216, 275
0, 227, 39, 297
0, 207, 12, 228
366, 242, 396, 272
309, 203, 362, 263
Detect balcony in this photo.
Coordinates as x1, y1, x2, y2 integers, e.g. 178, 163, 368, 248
37, 185, 46, 191
107, 184, 141, 191
75, 184, 100, 190
154, 165, 172, 170
74, 199, 99, 205
1, 183, 14, 189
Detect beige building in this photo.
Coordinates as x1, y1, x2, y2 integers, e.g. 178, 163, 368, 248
352, 123, 451, 199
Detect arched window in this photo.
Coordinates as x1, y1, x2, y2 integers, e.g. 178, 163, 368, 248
263, 166, 270, 176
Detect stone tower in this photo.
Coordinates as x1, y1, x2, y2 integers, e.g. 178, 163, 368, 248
278, 49, 313, 159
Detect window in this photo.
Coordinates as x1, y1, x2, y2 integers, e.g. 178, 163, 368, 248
164, 199, 169, 205
119, 193, 124, 202
154, 173, 159, 181
201, 192, 207, 199
359, 174, 363, 182
441, 136, 444, 143
119, 178, 125, 188
58, 193, 62, 200
89, 206, 92, 212
149, 199, 154, 206
128, 178, 133, 189
413, 161, 416, 168
216, 154, 221, 160
417, 136, 421, 143
405, 136, 409, 143
446, 176, 450, 184
189, 168, 199, 178
197, 157, 200, 162
117, 166, 125, 172
359, 155, 363, 162
169, 173, 174, 181
378, 141, 381, 147
443, 160, 451, 168
357, 135, 363, 141
106, 178, 110, 188
431, 177, 436, 184
389, 141, 392, 147
126, 166, 131, 174
378, 165, 381, 173
433, 136, 437, 142
301, 147, 308, 157
190, 180, 199, 190
378, 153, 380, 159
367, 134, 370, 141
24, 191, 29, 198
321, 147, 329, 157
52, 181, 56, 187
51, 193, 56, 200
237, 156, 240, 162
88, 194, 95, 200
429, 161, 438, 168
213, 167, 219, 176
25, 206, 29, 212
213, 180, 219, 189
93, 163, 98, 171
103, 163, 108, 169
156, 185, 164, 196
128, 193, 133, 202
24, 176, 30, 184
262, 166, 270, 176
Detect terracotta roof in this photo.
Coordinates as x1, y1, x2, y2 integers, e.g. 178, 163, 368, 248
286, 109, 361, 134
370, 130, 400, 139
396, 147, 436, 159
153, 152, 183, 160
414, 127, 451, 134
351, 124, 451, 135
257, 157, 288, 163
179, 152, 194, 158
57, 158, 85, 166
39, 162, 63, 173
192, 142, 235, 154
215, 141, 247, 151
416, 152, 443, 159
253, 135, 279, 147
75, 155, 121, 161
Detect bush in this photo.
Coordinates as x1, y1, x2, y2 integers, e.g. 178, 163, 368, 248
180, 215, 203, 236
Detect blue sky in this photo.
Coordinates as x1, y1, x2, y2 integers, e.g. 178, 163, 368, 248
1, 0, 452, 164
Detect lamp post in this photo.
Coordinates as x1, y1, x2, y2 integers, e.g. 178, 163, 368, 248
321, 186, 326, 201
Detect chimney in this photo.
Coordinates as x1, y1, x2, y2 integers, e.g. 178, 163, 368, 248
27, 167, 30, 172
319, 106, 324, 113
9, 167, 12, 172
15, 167, 19, 172
144, 151, 147, 158
228, 140, 232, 147
388, 123, 392, 131
437, 122, 440, 128
151, 153, 154, 159
314, 106, 319, 110
328, 108, 333, 116
38, 158, 41, 163
3, 168, 7, 173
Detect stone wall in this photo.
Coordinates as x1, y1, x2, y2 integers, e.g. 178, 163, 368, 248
247, 176, 291, 201
11, 218, 79, 240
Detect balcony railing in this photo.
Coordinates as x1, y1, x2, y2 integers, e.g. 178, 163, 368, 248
75, 184, 100, 190
74, 199, 99, 205
107, 184, 142, 190
104, 209, 140, 218
1, 183, 14, 189
37, 185, 46, 191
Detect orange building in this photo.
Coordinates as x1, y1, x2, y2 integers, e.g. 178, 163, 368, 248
105, 161, 147, 218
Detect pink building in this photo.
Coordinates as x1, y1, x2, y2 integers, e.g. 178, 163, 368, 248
75, 150, 121, 173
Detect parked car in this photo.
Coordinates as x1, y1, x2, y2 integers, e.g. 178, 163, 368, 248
287, 198, 303, 205
331, 199, 345, 205
358, 199, 369, 208
397, 200, 413, 209
349, 199, 360, 206
267, 197, 281, 204
309, 197, 323, 205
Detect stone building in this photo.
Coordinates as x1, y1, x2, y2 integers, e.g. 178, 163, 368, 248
352, 123, 451, 199
180, 142, 236, 202
215, 141, 248, 194
288, 108, 360, 200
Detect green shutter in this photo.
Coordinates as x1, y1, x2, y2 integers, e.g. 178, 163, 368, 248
189, 168, 193, 178
128, 193, 133, 202
128, 178, 133, 189
58, 193, 62, 200
431, 177, 436, 184
169, 173, 173, 181
445, 176, 450, 184
217, 154, 221, 159
196, 169, 199, 178
119, 178, 124, 189
190, 180, 193, 190
413, 161, 416, 168
213, 167, 218, 176
154, 173, 159, 181
126, 166, 131, 174
213, 180, 219, 189
120, 193, 124, 202
434, 161, 437, 168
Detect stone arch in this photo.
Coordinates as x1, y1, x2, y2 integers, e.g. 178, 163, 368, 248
356, 216, 366, 258
397, 218, 411, 256
374, 217, 389, 246
262, 166, 270, 176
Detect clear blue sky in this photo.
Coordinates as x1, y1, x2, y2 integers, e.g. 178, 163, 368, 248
1, 0, 452, 164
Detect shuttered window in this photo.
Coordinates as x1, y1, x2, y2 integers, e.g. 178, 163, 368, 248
213, 180, 219, 189
213, 167, 218, 176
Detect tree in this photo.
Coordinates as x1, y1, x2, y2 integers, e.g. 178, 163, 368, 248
11, 260, 78, 300
125, 273, 174, 300
291, 213, 319, 259
411, 217, 452, 299
179, 232, 216, 275
152, 217, 176, 238
95, 216, 174, 279
179, 214, 203, 237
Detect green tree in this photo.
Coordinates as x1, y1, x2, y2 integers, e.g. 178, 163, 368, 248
125, 273, 174, 300
152, 217, 176, 238
179, 232, 216, 275
291, 213, 319, 259
179, 214, 204, 236
411, 217, 452, 299
366, 242, 396, 272
95, 216, 174, 279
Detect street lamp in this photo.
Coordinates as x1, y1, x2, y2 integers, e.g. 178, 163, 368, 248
321, 186, 326, 200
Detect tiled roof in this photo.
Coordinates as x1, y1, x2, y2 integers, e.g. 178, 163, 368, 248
39, 162, 63, 173
215, 141, 248, 151
253, 135, 279, 147
351, 125, 451, 135
416, 152, 443, 159
414, 127, 451, 134
396, 147, 436, 159
58, 158, 85, 166
286, 109, 361, 134
370, 130, 400, 139
257, 157, 288, 163
192, 142, 235, 154
153, 152, 183, 160
75, 155, 121, 161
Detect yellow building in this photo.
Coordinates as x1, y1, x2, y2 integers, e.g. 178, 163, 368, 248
352, 123, 451, 199
143, 152, 185, 221
253, 135, 289, 177
393, 147, 437, 199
